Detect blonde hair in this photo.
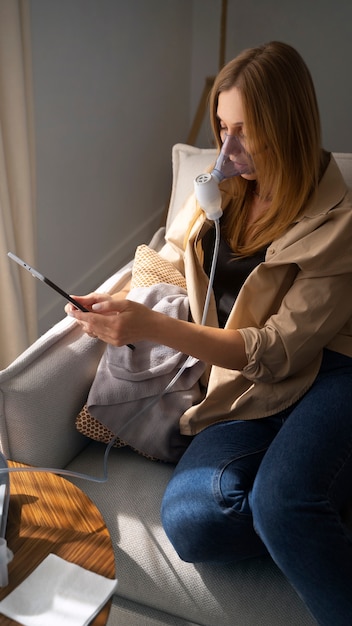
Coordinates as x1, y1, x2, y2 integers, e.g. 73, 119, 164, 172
205, 41, 325, 256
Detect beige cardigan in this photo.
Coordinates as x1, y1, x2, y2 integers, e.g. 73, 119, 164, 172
159, 155, 352, 436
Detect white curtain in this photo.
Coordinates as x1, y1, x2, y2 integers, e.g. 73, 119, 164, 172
0, 0, 37, 369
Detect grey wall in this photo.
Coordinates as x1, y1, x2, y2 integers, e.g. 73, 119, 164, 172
30, 0, 192, 333
191, 0, 352, 152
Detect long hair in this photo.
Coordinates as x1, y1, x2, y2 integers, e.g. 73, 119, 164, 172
207, 41, 325, 256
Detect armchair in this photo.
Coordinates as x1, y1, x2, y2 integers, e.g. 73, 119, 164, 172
1, 145, 351, 625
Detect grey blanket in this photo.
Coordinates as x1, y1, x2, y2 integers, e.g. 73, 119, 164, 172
87, 283, 205, 462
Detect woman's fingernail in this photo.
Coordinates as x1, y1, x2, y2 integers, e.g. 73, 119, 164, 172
92, 303, 102, 311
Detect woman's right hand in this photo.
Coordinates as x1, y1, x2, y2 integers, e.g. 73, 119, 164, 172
66, 294, 155, 346
65, 292, 113, 314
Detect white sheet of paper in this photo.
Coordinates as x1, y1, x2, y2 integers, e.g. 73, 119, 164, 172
0, 553, 117, 626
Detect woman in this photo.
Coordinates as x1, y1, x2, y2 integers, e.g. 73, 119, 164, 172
67, 42, 352, 624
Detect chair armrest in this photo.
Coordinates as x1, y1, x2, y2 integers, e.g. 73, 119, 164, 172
0, 196, 172, 468
0, 265, 132, 468
0, 225, 168, 470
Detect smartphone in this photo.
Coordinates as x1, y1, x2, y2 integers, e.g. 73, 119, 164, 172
8, 252, 135, 350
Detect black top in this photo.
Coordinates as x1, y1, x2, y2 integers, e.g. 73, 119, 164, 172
202, 226, 267, 328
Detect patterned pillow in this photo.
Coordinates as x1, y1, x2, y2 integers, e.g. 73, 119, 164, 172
131, 244, 186, 290
76, 404, 126, 448
76, 405, 160, 461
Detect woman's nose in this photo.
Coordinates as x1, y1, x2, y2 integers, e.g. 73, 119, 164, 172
223, 134, 243, 157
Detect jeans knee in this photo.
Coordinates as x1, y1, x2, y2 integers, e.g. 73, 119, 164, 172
160, 493, 205, 563
251, 473, 293, 548
161, 478, 267, 564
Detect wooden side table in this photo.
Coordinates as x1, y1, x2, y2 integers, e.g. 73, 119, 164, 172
0, 461, 115, 626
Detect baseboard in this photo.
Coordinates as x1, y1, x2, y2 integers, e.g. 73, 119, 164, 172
38, 207, 164, 335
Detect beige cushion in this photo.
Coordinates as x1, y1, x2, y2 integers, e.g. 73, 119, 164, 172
167, 144, 217, 229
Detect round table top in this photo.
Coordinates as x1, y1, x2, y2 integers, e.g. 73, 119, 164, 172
0, 461, 115, 626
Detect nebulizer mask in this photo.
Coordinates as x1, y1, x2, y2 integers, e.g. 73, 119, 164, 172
194, 133, 255, 219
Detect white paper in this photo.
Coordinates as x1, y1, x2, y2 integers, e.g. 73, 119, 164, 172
0, 553, 117, 626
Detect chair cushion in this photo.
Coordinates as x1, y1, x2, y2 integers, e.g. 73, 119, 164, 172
167, 144, 217, 229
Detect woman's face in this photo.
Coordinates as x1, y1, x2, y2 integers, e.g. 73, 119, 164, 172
217, 87, 257, 181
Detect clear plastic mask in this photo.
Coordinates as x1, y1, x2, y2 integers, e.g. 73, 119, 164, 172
211, 133, 255, 182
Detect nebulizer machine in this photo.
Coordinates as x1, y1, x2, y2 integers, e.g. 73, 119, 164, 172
0, 134, 255, 586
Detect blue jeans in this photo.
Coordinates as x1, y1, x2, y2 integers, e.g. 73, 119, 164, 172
161, 349, 352, 625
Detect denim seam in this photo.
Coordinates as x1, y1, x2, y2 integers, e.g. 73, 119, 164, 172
213, 446, 270, 520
